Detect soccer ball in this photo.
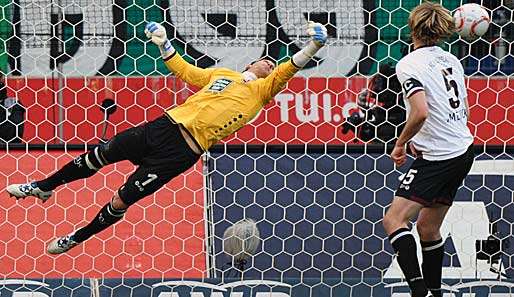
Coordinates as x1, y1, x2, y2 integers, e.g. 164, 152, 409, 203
453, 3, 490, 39
223, 219, 261, 263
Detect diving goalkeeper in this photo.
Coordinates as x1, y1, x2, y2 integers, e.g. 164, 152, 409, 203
6, 21, 328, 254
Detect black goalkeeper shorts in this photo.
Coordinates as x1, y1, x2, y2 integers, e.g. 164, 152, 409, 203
395, 145, 474, 207
99, 115, 201, 205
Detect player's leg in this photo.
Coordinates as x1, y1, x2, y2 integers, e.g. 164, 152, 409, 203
383, 197, 427, 297
6, 125, 146, 202
383, 155, 439, 297
416, 145, 474, 297
47, 117, 202, 254
46, 192, 128, 254
416, 204, 450, 297
47, 164, 170, 254
5, 147, 109, 201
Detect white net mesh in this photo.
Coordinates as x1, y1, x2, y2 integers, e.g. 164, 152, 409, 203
0, 0, 512, 296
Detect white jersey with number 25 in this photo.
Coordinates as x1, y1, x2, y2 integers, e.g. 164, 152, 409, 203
395, 46, 474, 161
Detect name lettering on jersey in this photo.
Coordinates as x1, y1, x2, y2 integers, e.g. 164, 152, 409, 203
447, 108, 468, 123
402, 78, 423, 97
428, 55, 451, 69
208, 78, 233, 92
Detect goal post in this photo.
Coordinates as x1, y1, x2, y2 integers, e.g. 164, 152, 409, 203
0, 1, 512, 297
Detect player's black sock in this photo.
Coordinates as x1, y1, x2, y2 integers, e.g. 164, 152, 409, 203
72, 200, 126, 243
389, 228, 428, 297
421, 238, 444, 297
37, 148, 108, 191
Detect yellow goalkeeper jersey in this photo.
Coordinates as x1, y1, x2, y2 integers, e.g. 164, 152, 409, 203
164, 51, 300, 151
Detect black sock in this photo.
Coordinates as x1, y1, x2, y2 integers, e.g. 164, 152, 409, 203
72, 200, 126, 243
421, 239, 444, 297
389, 228, 428, 297
37, 148, 107, 191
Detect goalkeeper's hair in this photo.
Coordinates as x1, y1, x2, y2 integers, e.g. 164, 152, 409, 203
243, 57, 275, 72
408, 1, 455, 46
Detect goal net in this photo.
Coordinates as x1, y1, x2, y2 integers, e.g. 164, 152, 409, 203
0, 0, 512, 296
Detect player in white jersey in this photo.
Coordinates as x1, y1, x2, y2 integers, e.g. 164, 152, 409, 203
382, 3, 475, 297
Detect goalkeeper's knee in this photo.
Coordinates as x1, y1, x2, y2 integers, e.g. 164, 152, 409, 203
36, 146, 110, 191
66, 147, 108, 180
82, 146, 109, 171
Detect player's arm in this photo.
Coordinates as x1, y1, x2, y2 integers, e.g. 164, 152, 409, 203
396, 91, 428, 147
391, 63, 428, 165
391, 91, 428, 166
145, 22, 214, 88
261, 22, 328, 99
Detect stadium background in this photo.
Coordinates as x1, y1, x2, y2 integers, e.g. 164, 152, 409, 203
0, 0, 512, 296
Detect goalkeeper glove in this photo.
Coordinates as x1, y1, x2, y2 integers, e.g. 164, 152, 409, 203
292, 22, 328, 68
144, 22, 175, 58
307, 21, 328, 47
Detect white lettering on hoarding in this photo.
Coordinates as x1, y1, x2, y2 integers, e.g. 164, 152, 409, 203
256, 294, 289, 297
275, 94, 294, 122
154, 280, 291, 297
0, 280, 50, 297
392, 292, 514, 297
274, 93, 357, 123
322, 93, 333, 122
15, 1, 365, 76
295, 94, 319, 122
157, 293, 285, 297
11, 293, 49, 297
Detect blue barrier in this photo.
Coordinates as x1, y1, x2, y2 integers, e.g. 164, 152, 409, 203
2, 278, 514, 296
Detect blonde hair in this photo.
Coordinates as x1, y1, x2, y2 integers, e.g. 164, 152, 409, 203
409, 1, 455, 45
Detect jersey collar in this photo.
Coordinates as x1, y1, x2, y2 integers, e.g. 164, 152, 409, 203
242, 71, 257, 82
413, 44, 437, 51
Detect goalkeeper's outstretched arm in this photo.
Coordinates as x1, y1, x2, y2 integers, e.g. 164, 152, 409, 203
145, 22, 215, 88
260, 22, 328, 100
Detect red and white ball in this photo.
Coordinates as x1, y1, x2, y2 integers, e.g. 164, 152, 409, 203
453, 3, 490, 39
